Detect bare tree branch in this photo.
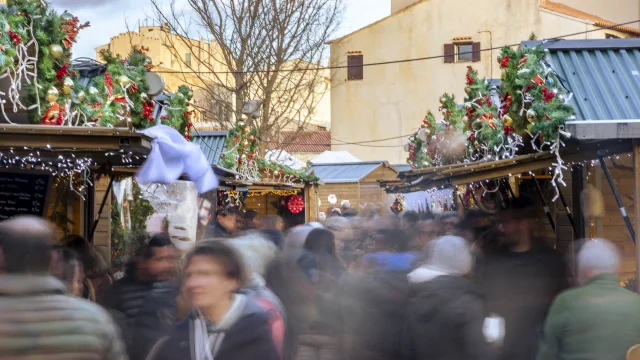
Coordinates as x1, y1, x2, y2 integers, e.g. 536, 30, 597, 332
151, 0, 343, 149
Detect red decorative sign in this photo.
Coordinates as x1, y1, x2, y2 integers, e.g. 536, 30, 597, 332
287, 195, 304, 214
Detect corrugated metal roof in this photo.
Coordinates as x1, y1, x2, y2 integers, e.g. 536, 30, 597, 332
392, 164, 413, 172
525, 39, 640, 121
309, 161, 383, 183
192, 130, 228, 165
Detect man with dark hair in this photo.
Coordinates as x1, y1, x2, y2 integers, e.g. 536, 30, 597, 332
439, 211, 462, 235
147, 241, 281, 360
260, 214, 286, 249
0, 216, 127, 359
102, 232, 177, 359
205, 206, 239, 238
474, 197, 568, 360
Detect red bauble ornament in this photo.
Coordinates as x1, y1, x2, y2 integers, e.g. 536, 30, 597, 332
287, 195, 304, 214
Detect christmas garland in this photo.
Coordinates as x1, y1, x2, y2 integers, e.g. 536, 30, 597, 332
406, 44, 575, 199
219, 120, 320, 184
0, 0, 191, 136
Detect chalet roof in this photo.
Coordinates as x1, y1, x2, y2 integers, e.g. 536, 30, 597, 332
381, 139, 631, 193
539, 0, 640, 36
192, 130, 228, 165
268, 131, 331, 153
309, 161, 390, 183
522, 39, 640, 139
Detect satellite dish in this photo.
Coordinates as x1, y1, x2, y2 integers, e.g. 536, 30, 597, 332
146, 72, 165, 97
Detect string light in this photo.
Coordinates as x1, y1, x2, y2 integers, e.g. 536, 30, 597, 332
222, 189, 300, 198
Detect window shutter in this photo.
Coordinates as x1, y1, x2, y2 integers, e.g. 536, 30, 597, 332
444, 44, 455, 63
472, 42, 481, 62
347, 55, 363, 80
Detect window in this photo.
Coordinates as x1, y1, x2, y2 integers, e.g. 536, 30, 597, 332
457, 44, 473, 62
347, 54, 363, 80
185, 53, 192, 67
606, 33, 620, 39
444, 42, 480, 63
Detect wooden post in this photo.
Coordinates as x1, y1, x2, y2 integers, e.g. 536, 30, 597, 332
634, 140, 640, 292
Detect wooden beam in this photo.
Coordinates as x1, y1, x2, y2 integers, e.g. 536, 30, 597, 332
634, 139, 640, 292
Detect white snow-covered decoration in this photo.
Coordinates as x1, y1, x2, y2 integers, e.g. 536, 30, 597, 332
328, 194, 337, 204
264, 149, 306, 170
311, 150, 361, 164
136, 125, 218, 193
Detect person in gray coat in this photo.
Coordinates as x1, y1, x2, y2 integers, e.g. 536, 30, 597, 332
0, 216, 127, 360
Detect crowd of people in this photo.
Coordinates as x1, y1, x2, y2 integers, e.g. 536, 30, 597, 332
1, 196, 640, 360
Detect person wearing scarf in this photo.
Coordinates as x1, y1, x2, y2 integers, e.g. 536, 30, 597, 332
146, 241, 281, 360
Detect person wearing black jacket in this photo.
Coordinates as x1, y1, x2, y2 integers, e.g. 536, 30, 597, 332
101, 233, 177, 358
147, 241, 280, 360
402, 236, 492, 360
474, 198, 568, 360
205, 206, 239, 239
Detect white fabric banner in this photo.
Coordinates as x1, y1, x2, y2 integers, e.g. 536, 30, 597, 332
136, 125, 218, 193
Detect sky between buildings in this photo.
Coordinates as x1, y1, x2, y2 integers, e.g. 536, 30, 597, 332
49, 0, 390, 59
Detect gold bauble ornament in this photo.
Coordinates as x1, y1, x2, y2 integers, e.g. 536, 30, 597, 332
502, 114, 513, 127
49, 44, 64, 59
88, 86, 99, 95
240, 154, 247, 160
526, 109, 537, 123
464, 86, 472, 95
117, 74, 131, 87
46, 87, 59, 103
62, 77, 74, 95
474, 141, 481, 148
76, 90, 85, 102
439, 96, 447, 105
462, 116, 469, 125
60, 11, 74, 21
140, 93, 148, 101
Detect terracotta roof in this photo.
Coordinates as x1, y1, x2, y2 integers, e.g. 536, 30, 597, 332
540, 0, 640, 36
268, 131, 331, 153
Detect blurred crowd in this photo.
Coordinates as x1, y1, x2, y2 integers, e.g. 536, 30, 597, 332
1, 196, 640, 360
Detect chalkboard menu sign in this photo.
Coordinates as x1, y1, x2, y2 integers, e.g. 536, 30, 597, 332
0, 172, 50, 220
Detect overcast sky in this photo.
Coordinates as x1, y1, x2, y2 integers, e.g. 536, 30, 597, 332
48, 0, 390, 59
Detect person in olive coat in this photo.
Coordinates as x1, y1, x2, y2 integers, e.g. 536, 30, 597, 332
537, 239, 640, 360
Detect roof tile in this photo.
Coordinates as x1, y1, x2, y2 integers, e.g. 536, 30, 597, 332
540, 0, 640, 36
268, 131, 331, 153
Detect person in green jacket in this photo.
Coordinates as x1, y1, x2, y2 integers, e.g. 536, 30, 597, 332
537, 239, 640, 360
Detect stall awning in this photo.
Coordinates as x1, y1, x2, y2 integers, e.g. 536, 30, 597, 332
522, 39, 640, 139
0, 125, 152, 167
381, 139, 631, 193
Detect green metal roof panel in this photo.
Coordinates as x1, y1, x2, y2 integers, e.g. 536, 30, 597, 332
192, 130, 228, 166
524, 39, 640, 121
